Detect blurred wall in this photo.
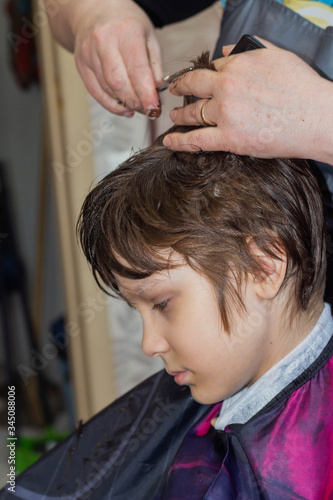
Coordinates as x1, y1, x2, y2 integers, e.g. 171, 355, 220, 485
0, 12, 65, 386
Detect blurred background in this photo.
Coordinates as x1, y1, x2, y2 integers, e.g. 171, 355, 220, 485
0, 0, 222, 486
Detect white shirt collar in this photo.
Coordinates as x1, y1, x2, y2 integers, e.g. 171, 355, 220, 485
214, 303, 333, 431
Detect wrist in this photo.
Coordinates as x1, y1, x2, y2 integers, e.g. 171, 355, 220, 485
70, 0, 151, 42
308, 78, 333, 165
69, 0, 100, 40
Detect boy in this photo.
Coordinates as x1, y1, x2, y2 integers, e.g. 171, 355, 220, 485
3, 84, 332, 500
77, 126, 333, 498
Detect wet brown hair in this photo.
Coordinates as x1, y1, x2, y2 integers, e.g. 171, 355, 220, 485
78, 132, 326, 331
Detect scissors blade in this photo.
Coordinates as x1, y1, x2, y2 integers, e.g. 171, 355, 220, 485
156, 66, 194, 93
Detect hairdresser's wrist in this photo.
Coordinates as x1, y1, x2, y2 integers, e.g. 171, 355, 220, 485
45, 0, 84, 52
306, 78, 333, 165
45, 0, 149, 53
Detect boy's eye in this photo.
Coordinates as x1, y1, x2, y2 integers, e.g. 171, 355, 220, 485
153, 300, 169, 312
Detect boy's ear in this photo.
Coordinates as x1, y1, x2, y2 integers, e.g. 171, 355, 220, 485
247, 239, 287, 300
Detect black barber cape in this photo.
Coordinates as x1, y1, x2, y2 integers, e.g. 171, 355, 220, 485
0, 371, 209, 499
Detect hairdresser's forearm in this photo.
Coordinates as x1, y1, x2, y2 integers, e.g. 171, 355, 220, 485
310, 79, 333, 165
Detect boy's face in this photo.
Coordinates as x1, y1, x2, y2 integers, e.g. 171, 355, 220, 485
116, 256, 280, 404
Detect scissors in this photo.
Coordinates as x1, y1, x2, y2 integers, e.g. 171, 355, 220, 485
156, 35, 265, 100
156, 66, 194, 94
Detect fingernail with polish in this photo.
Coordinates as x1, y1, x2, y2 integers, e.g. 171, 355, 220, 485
146, 105, 161, 119
124, 111, 135, 118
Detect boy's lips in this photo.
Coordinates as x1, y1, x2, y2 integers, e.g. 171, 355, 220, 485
167, 370, 190, 385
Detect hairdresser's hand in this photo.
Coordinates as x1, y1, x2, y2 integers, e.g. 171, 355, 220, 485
163, 40, 333, 164
45, 0, 162, 117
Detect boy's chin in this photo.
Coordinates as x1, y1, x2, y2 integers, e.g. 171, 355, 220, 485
189, 387, 223, 406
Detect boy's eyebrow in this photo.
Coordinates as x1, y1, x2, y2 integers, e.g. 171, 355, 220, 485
119, 277, 162, 305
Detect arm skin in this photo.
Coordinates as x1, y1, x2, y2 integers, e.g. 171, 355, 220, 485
44, 0, 215, 117
163, 41, 333, 164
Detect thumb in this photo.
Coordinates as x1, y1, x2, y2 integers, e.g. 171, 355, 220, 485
222, 44, 234, 57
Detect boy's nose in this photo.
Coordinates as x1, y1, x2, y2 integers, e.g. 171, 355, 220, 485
141, 322, 169, 358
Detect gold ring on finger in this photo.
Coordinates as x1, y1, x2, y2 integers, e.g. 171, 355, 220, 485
200, 99, 217, 127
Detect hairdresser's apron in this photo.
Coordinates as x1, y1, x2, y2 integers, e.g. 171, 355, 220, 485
213, 0, 333, 302
213, 0, 333, 79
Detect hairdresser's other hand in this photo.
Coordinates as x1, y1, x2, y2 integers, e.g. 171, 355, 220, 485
163, 40, 333, 164
45, 0, 162, 117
